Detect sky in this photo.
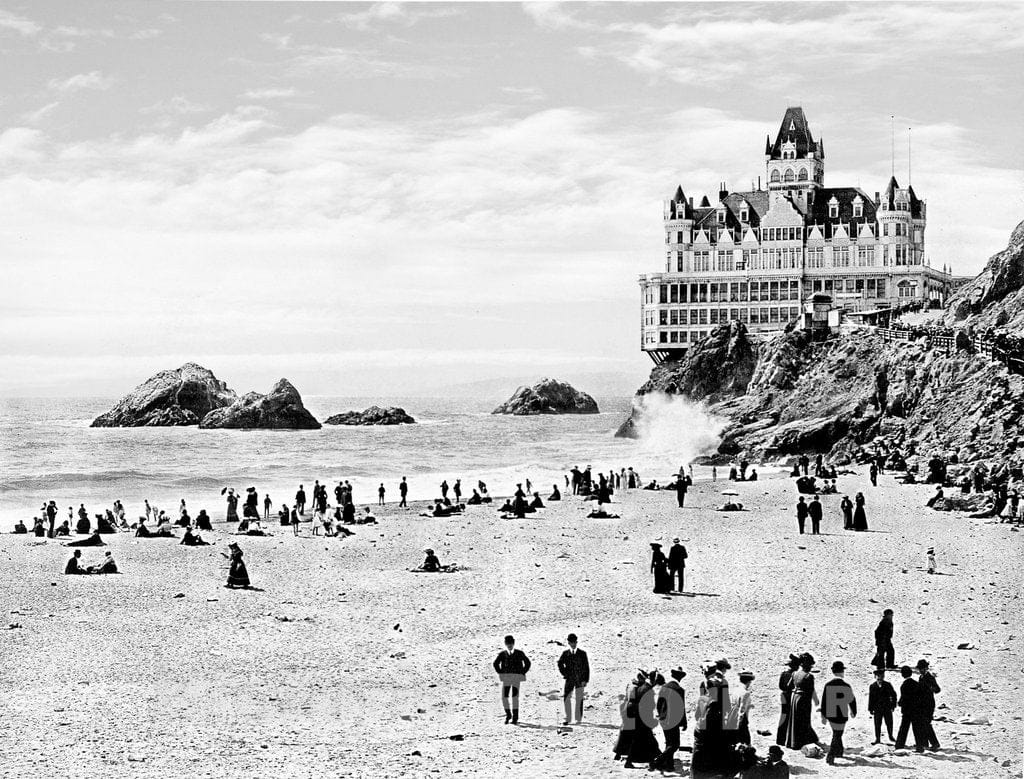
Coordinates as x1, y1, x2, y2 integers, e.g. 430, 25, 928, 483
0, 1, 1021, 398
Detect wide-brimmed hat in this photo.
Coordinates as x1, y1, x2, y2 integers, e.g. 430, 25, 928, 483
424, 548, 434, 554
738, 668, 755, 680
650, 542, 662, 548
669, 666, 686, 679
915, 659, 930, 670
672, 536, 680, 543
715, 657, 731, 671
786, 653, 801, 666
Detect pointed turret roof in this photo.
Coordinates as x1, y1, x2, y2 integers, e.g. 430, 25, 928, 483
769, 106, 818, 159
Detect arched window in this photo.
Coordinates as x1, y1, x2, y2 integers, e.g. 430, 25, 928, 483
784, 169, 795, 183
770, 170, 781, 184
798, 168, 808, 181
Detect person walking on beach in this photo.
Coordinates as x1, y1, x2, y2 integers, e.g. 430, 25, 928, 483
820, 660, 856, 765
440, 480, 449, 500
868, 668, 897, 744
809, 495, 823, 535
668, 537, 687, 592
872, 609, 895, 669
894, 665, 924, 751
841, 495, 854, 529
675, 472, 688, 508
399, 477, 408, 508
570, 467, 581, 495
785, 653, 819, 750
915, 660, 941, 750
776, 654, 800, 745
224, 542, 251, 589
853, 492, 869, 531
453, 479, 462, 504
650, 542, 671, 594
263, 493, 271, 520
870, 462, 879, 487
557, 633, 590, 725
493, 635, 531, 724
796, 497, 808, 534
650, 666, 687, 772
295, 485, 306, 515
377, 483, 386, 506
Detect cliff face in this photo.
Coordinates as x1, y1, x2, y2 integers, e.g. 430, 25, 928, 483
91, 363, 236, 427
492, 378, 599, 415
623, 220, 1024, 465
199, 378, 321, 430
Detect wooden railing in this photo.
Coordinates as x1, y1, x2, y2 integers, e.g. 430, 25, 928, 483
877, 327, 1024, 375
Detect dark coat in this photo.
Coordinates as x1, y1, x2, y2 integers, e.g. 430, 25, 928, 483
557, 649, 590, 685
796, 501, 809, 519
493, 648, 531, 677
821, 678, 857, 723
874, 618, 893, 645
808, 500, 823, 521
867, 680, 897, 714
668, 543, 688, 570
898, 677, 920, 714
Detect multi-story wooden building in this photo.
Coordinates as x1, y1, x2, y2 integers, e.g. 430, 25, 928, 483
639, 107, 952, 363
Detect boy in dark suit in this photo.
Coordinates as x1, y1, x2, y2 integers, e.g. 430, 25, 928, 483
493, 635, 531, 724
894, 665, 923, 751
867, 668, 897, 743
820, 660, 857, 765
556, 633, 590, 724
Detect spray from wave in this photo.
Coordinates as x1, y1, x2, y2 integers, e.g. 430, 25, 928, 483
624, 392, 728, 476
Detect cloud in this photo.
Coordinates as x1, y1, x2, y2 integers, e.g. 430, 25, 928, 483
0, 9, 41, 36
21, 102, 60, 124
242, 87, 297, 100
140, 95, 209, 116
48, 70, 114, 92
333, 2, 462, 31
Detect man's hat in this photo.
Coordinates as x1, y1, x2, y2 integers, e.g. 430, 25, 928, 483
650, 542, 662, 548
424, 548, 434, 554
786, 653, 800, 666
883, 608, 894, 615
873, 667, 885, 676
915, 659, 930, 670
831, 660, 846, 673
669, 666, 686, 680
738, 668, 755, 680
567, 633, 578, 643
672, 536, 680, 543
715, 657, 731, 671
768, 745, 784, 759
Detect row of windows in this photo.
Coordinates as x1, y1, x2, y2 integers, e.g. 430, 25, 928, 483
665, 224, 920, 246
654, 277, 893, 305
669, 243, 921, 273
655, 305, 803, 327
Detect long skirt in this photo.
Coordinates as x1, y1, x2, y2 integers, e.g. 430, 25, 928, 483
785, 692, 819, 749
776, 700, 791, 745
853, 507, 868, 531
626, 722, 660, 764
226, 507, 239, 523
227, 558, 250, 588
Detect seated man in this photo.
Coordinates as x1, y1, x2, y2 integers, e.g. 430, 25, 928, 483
75, 515, 91, 535
747, 469, 758, 481
278, 506, 291, 526
135, 518, 152, 537
548, 485, 561, 501
88, 551, 119, 574
64, 550, 85, 574
420, 548, 441, 572
180, 527, 210, 546
13, 519, 27, 534
65, 531, 106, 547
32, 518, 47, 537
333, 524, 354, 537
529, 492, 545, 510
97, 512, 118, 533
467, 490, 483, 505
357, 507, 377, 524
642, 480, 660, 490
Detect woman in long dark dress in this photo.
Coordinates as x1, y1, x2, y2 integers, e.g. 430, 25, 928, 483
613, 673, 644, 761
840, 495, 854, 530
853, 492, 869, 531
776, 654, 800, 745
650, 543, 671, 594
225, 543, 251, 588
225, 489, 239, 523
785, 653, 819, 750
625, 673, 661, 768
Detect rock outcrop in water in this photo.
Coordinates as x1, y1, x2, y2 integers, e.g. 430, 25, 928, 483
492, 378, 599, 416
91, 363, 236, 427
324, 406, 416, 425
621, 220, 1024, 466
199, 378, 321, 430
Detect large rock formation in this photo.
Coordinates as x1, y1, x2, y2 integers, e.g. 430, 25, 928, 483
91, 363, 236, 427
943, 220, 1024, 329
199, 379, 321, 430
324, 406, 416, 425
492, 378, 599, 416
621, 220, 1024, 466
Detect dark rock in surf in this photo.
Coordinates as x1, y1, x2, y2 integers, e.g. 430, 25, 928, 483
198, 378, 321, 430
91, 363, 236, 427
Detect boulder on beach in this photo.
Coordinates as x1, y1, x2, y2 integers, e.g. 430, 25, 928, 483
324, 406, 416, 425
91, 363, 236, 427
491, 378, 599, 416
198, 378, 321, 430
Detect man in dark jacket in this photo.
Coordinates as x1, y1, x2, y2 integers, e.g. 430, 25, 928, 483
556, 633, 590, 725
867, 668, 897, 743
668, 537, 688, 592
820, 660, 857, 765
894, 665, 924, 751
915, 660, 941, 750
493, 634, 531, 724
873, 609, 895, 669
808, 496, 823, 535
796, 497, 809, 534
650, 666, 687, 772
675, 473, 688, 508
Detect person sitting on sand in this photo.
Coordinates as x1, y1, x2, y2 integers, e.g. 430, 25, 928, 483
432, 500, 454, 517
176, 509, 191, 528
530, 492, 545, 510
65, 550, 85, 574
748, 468, 758, 481
181, 527, 210, 546
55, 520, 72, 536
31, 518, 46, 537
332, 523, 354, 537
224, 542, 251, 588
548, 485, 561, 501
13, 519, 27, 534
642, 480, 660, 490
421, 548, 441, 572
357, 507, 377, 524
467, 490, 483, 505
497, 499, 514, 514
278, 505, 291, 526
586, 507, 620, 519
97, 511, 117, 533
75, 512, 90, 535
718, 500, 744, 511
87, 551, 119, 574
66, 531, 106, 547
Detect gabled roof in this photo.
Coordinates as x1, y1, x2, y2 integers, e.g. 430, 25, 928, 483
809, 187, 878, 239
769, 106, 819, 159
882, 176, 924, 217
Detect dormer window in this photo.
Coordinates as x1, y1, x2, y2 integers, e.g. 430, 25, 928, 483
853, 198, 863, 218
828, 197, 839, 219
717, 209, 725, 224
740, 206, 749, 223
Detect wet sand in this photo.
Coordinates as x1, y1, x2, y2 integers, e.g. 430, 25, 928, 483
2, 469, 1021, 778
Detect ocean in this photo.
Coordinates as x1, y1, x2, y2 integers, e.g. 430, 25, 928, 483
0, 395, 721, 526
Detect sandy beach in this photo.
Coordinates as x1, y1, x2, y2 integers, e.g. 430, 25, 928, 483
2, 468, 1021, 778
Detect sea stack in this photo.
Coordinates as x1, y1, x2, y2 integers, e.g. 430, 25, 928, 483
90, 363, 237, 427
492, 378, 599, 415
198, 378, 321, 430
324, 406, 416, 425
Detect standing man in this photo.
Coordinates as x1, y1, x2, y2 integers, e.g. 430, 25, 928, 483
377, 483, 386, 506
915, 660, 941, 751
453, 479, 462, 504
570, 466, 581, 495
263, 492, 272, 521
796, 496, 808, 534
668, 537, 688, 593
809, 495, 823, 535
867, 668, 897, 744
894, 665, 923, 752
493, 635, 531, 724
295, 484, 306, 515
873, 609, 895, 669
399, 477, 408, 508
675, 472, 688, 508
820, 660, 856, 766
650, 666, 687, 772
869, 462, 879, 487
556, 633, 590, 725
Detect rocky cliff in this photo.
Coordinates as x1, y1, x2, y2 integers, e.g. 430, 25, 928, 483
324, 406, 416, 425
492, 378, 599, 415
199, 378, 321, 430
622, 220, 1024, 466
91, 363, 236, 427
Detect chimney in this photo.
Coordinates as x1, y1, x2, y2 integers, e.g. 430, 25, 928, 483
719, 182, 729, 201
874, 191, 880, 204
688, 196, 694, 208
757, 176, 761, 190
